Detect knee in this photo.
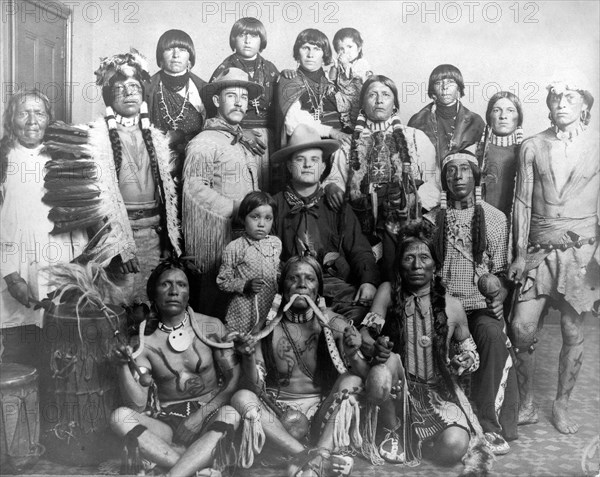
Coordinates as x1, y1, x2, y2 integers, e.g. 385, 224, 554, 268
215, 405, 241, 429
110, 406, 138, 436
230, 389, 261, 417
433, 429, 469, 464
336, 373, 363, 393
512, 320, 538, 349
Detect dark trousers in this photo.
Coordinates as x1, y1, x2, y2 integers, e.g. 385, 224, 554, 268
467, 308, 519, 439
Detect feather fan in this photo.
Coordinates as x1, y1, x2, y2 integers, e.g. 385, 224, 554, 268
43, 120, 136, 266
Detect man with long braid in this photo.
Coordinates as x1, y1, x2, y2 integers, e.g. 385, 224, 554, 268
230, 255, 367, 477
426, 150, 518, 454
111, 258, 241, 477
92, 50, 181, 305
360, 221, 492, 473
508, 77, 598, 435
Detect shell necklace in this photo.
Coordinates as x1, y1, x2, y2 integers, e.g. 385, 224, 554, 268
158, 311, 192, 352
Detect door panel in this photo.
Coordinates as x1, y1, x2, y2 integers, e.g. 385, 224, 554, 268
13, 0, 69, 121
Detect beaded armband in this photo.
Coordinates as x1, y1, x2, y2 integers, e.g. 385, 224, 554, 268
361, 312, 385, 336
456, 336, 479, 374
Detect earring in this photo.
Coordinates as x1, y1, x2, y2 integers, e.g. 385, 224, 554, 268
392, 107, 398, 115
475, 186, 482, 205
548, 112, 555, 127
440, 191, 447, 209
580, 109, 590, 125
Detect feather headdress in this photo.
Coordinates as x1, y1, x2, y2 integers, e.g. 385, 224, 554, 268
94, 48, 150, 87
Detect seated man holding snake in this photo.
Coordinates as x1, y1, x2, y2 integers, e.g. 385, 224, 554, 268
229, 255, 368, 477
110, 258, 241, 477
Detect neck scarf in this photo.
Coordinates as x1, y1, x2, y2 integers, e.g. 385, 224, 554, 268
160, 70, 190, 93
284, 185, 323, 218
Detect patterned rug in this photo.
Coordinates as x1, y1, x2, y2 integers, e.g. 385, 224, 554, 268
5, 312, 599, 477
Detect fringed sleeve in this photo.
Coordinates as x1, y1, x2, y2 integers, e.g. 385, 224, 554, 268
150, 126, 182, 256
183, 137, 235, 273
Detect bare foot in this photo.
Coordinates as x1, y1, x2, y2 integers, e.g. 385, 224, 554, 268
552, 400, 579, 434
518, 403, 539, 425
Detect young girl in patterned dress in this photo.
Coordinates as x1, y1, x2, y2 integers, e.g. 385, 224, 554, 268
217, 191, 282, 333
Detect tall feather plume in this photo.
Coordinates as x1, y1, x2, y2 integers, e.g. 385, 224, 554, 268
42, 262, 125, 342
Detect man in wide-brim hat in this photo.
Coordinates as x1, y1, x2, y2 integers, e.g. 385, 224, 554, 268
271, 124, 380, 324
183, 67, 264, 318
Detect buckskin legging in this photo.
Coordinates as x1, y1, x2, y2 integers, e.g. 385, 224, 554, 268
467, 308, 519, 440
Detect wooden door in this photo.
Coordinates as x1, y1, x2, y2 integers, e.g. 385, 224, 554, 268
9, 0, 71, 121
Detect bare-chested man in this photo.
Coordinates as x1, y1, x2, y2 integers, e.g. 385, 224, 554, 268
230, 255, 368, 477
509, 78, 599, 434
110, 259, 240, 477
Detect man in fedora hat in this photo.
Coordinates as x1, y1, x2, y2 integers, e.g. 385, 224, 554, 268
271, 124, 380, 324
183, 67, 264, 317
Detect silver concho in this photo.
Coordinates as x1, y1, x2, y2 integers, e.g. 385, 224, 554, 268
419, 335, 432, 348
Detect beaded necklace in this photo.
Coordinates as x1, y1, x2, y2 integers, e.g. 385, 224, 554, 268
432, 102, 460, 154
299, 70, 325, 121
158, 311, 192, 352
158, 81, 189, 130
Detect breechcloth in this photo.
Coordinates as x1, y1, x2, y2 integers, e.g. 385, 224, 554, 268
152, 400, 219, 445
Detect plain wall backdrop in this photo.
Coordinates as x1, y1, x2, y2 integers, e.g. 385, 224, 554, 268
6, 0, 600, 138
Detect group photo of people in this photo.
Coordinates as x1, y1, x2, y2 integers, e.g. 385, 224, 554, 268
0, 1, 598, 476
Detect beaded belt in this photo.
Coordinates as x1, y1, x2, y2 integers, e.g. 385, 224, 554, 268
127, 207, 160, 220
528, 235, 598, 252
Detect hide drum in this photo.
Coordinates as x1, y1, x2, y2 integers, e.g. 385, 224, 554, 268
0, 363, 45, 471
42, 303, 124, 465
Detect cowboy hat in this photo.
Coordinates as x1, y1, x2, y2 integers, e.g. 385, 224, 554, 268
271, 124, 340, 163
201, 67, 263, 100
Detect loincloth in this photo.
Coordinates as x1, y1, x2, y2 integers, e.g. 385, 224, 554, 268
267, 388, 323, 421
151, 399, 219, 444
521, 243, 600, 314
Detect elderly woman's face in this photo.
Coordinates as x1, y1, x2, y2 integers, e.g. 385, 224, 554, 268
13, 95, 49, 148
161, 46, 191, 75
111, 78, 143, 117
490, 97, 519, 136
363, 82, 395, 122
298, 43, 324, 72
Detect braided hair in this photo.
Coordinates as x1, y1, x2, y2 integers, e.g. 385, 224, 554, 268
350, 75, 411, 185
433, 152, 487, 265
385, 221, 457, 396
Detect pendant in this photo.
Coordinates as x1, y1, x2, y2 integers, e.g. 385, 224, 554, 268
251, 97, 261, 115
312, 107, 323, 121
419, 335, 432, 348
168, 328, 193, 352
